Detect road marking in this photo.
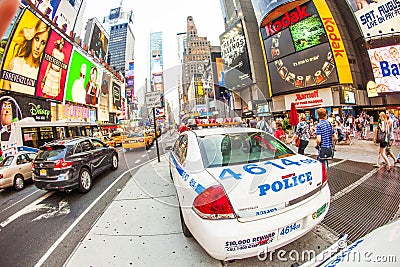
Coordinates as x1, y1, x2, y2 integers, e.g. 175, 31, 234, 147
32, 199, 70, 222
135, 159, 140, 164
141, 154, 146, 158
0, 191, 55, 227
35, 158, 156, 267
0, 189, 41, 214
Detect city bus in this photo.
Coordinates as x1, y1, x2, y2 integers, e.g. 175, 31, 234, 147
0, 117, 99, 158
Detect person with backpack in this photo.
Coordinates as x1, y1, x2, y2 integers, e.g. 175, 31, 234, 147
290, 113, 309, 155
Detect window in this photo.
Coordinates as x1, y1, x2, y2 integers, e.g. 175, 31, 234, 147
74, 143, 83, 154
81, 140, 93, 152
91, 139, 105, 149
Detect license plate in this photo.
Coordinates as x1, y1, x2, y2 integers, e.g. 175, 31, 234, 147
278, 220, 302, 239
40, 169, 47, 176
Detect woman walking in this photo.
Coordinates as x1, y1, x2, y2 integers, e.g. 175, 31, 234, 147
290, 113, 310, 154
374, 112, 392, 170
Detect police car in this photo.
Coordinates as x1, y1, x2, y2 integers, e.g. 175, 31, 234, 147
169, 127, 330, 260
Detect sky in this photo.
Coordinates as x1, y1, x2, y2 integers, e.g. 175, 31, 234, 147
81, 0, 226, 116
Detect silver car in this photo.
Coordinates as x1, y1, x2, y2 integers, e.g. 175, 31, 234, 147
0, 152, 37, 191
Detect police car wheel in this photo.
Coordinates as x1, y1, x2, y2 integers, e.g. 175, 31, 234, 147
179, 206, 192, 237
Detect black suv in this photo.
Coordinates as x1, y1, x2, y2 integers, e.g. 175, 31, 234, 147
32, 137, 119, 193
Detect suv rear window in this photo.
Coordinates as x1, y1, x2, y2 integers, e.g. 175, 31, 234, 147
36, 145, 74, 161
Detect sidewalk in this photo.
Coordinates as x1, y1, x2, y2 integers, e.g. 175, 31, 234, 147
64, 152, 221, 267
64, 135, 399, 266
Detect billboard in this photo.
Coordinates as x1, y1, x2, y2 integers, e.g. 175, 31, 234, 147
345, 0, 400, 38
251, 0, 297, 25
261, 0, 352, 95
220, 19, 252, 91
111, 81, 121, 112
0, 91, 51, 122
0, 9, 51, 96
98, 72, 111, 121
368, 44, 400, 93
36, 31, 73, 101
89, 23, 108, 60
65, 50, 102, 106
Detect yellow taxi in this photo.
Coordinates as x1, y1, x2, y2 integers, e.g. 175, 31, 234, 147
100, 135, 116, 147
122, 131, 154, 150
110, 131, 123, 147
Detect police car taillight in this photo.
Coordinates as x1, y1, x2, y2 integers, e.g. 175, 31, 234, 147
321, 162, 327, 186
193, 185, 236, 219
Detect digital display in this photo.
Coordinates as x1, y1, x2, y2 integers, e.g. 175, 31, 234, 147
343, 90, 356, 104
290, 15, 327, 52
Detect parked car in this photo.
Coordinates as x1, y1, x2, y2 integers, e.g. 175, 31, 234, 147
169, 127, 330, 260
0, 152, 37, 191
32, 137, 118, 193
122, 131, 154, 150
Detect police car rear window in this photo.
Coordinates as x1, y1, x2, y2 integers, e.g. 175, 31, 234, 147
198, 132, 295, 168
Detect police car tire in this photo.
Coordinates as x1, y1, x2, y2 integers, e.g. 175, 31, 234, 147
179, 206, 192, 237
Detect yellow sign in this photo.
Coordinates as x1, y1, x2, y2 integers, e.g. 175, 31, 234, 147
366, 81, 378, 97
314, 0, 353, 84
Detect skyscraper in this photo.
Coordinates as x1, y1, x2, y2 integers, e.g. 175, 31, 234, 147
102, 3, 135, 74
149, 32, 163, 95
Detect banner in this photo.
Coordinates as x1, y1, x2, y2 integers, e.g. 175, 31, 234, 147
89, 23, 108, 60
345, 0, 400, 38
220, 19, 253, 91
65, 50, 102, 106
111, 81, 121, 112
368, 44, 400, 93
36, 31, 73, 101
98, 72, 111, 121
0, 9, 51, 96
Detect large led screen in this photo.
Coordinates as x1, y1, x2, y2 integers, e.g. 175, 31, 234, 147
345, 0, 400, 38
220, 20, 252, 91
368, 44, 400, 93
261, 0, 352, 95
268, 42, 338, 94
65, 50, 102, 106
89, 23, 108, 60
36, 31, 73, 101
0, 9, 51, 96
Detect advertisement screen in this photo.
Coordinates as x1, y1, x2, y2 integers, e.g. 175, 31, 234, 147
65, 50, 102, 106
111, 81, 121, 111
268, 42, 338, 94
0, 9, 51, 96
89, 23, 108, 60
345, 0, 400, 38
262, 0, 351, 95
343, 90, 356, 104
98, 72, 110, 121
264, 28, 295, 62
0, 91, 51, 122
251, 0, 295, 25
36, 31, 73, 101
220, 20, 252, 91
368, 44, 400, 93
290, 15, 328, 52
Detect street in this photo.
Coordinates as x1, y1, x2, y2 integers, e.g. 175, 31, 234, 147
0, 131, 399, 266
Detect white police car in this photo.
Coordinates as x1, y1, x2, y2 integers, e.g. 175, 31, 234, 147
169, 127, 330, 260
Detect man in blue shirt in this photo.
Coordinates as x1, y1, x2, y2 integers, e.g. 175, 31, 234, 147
316, 108, 337, 169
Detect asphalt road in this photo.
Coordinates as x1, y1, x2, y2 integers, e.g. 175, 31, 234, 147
0, 134, 174, 267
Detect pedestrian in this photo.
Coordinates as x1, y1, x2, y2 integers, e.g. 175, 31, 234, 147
374, 112, 392, 170
369, 115, 374, 132
274, 121, 287, 143
386, 110, 400, 165
315, 108, 337, 169
290, 113, 309, 154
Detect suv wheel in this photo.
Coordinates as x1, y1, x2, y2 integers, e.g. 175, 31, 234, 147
13, 175, 24, 191
111, 153, 118, 170
78, 168, 92, 193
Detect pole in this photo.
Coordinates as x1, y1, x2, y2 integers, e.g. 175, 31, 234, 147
153, 107, 160, 162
